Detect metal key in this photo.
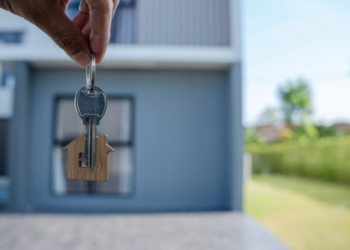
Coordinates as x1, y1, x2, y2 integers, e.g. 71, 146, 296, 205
74, 54, 107, 168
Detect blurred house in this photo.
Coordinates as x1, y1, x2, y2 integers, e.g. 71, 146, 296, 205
0, 0, 243, 213
332, 122, 350, 135
255, 124, 293, 142
255, 125, 280, 142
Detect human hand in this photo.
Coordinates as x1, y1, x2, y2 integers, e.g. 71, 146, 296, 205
0, 0, 119, 67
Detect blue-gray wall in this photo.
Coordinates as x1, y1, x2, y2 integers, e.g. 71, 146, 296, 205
21, 68, 232, 212
229, 63, 243, 211
8, 62, 31, 212
137, 0, 231, 45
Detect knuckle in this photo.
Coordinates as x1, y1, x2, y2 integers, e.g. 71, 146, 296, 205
55, 34, 80, 52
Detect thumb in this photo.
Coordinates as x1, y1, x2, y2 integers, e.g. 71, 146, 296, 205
28, 2, 91, 67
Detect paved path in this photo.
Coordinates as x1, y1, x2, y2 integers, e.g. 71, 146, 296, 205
0, 212, 289, 250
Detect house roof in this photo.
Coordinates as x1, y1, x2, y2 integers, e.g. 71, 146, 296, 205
332, 122, 350, 131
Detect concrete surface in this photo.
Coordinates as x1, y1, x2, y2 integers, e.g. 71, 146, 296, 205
0, 212, 290, 250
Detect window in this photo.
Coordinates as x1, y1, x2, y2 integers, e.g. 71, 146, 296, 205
0, 32, 23, 44
52, 97, 134, 195
0, 63, 16, 88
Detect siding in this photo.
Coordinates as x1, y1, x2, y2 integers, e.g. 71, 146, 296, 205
137, 0, 230, 46
111, 0, 136, 43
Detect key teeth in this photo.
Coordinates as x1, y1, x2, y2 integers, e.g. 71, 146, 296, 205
83, 118, 97, 168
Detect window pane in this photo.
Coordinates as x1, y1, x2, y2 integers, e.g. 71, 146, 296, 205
56, 99, 82, 142
0, 32, 23, 44
53, 97, 134, 195
56, 98, 132, 142
98, 99, 132, 142
53, 146, 133, 195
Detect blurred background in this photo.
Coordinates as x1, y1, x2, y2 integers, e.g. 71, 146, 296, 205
244, 1, 350, 250
0, 0, 349, 249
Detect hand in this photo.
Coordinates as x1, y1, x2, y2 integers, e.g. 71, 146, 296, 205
0, 0, 119, 67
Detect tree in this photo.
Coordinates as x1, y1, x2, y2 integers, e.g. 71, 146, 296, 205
278, 78, 313, 125
315, 125, 338, 138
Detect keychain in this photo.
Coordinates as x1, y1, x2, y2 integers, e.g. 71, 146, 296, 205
64, 53, 114, 181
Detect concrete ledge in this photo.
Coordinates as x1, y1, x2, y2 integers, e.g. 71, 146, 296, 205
0, 45, 238, 70
0, 212, 289, 250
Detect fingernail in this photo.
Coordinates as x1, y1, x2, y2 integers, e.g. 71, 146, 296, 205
72, 51, 90, 67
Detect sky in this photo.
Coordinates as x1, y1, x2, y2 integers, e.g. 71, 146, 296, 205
243, 0, 350, 126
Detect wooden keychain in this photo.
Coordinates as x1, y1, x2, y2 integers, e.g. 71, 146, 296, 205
64, 53, 114, 181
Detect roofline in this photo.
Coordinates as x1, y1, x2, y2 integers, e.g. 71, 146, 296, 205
0, 45, 240, 70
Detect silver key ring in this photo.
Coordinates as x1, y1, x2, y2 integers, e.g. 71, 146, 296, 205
86, 53, 96, 92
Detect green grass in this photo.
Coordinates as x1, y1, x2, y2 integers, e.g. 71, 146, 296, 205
245, 174, 350, 250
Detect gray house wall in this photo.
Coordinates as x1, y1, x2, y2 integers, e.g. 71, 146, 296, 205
136, 0, 230, 45
112, 2, 136, 44
9, 66, 239, 213
7, 63, 31, 212
229, 63, 243, 211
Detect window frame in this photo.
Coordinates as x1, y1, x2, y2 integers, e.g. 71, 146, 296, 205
50, 94, 136, 197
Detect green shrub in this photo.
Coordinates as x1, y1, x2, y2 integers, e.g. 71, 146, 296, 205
247, 136, 350, 184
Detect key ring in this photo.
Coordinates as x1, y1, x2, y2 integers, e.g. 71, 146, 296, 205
86, 53, 96, 92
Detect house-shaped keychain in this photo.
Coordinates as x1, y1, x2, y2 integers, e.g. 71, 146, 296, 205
64, 133, 114, 181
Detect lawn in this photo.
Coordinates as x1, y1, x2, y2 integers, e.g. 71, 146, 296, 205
245, 174, 350, 250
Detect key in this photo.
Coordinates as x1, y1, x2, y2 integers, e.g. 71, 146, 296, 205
64, 53, 114, 180
74, 86, 107, 168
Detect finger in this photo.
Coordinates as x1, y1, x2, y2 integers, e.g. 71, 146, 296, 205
112, 0, 119, 15
72, 12, 89, 31
72, 0, 89, 30
82, 22, 91, 38
58, 0, 70, 12
85, 0, 114, 63
29, 2, 91, 67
